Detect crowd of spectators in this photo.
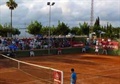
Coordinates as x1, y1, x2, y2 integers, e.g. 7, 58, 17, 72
0, 37, 71, 52
0, 36, 119, 53
83, 37, 119, 54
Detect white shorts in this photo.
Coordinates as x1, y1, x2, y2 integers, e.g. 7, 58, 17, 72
95, 49, 98, 52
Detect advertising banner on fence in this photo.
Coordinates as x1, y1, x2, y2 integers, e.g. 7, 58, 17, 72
101, 41, 119, 50
53, 71, 62, 84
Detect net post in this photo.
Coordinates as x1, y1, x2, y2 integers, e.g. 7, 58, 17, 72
53, 69, 64, 84
61, 71, 63, 84
18, 62, 20, 69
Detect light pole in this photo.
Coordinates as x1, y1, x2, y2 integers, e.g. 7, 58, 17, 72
47, 2, 55, 54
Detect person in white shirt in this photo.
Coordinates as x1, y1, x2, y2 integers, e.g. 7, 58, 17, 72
82, 47, 86, 53
95, 45, 99, 55
30, 50, 35, 57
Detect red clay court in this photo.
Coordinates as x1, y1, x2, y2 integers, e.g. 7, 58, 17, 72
0, 54, 120, 84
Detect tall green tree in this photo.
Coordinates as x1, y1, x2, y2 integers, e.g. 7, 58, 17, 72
0, 23, 20, 37
71, 27, 81, 35
27, 21, 42, 35
3, 23, 12, 37
12, 28, 20, 35
116, 27, 120, 38
40, 26, 49, 36
56, 21, 70, 35
94, 17, 100, 26
6, 0, 18, 36
40, 25, 57, 36
79, 22, 89, 36
93, 17, 101, 37
0, 24, 3, 36
105, 23, 114, 38
50, 26, 56, 35
0, 24, 2, 29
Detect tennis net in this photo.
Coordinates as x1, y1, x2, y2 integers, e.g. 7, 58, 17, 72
0, 54, 63, 84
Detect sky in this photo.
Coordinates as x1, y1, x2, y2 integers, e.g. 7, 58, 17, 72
0, 0, 120, 37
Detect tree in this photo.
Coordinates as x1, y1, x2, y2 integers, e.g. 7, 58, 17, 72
93, 17, 101, 37
0, 24, 2, 29
0, 24, 3, 36
0, 23, 20, 37
12, 28, 21, 35
40, 26, 49, 36
94, 17, 100, 26
50, 26, 56, 35
70, 27, 81, 35
27, 21, 42, 35
6, 0, 18, 36
56, 21, 70, 35
105, 23, 114, 38
3, 23, 12, 37
115, 27, 120, 38
79, 22, 89, 36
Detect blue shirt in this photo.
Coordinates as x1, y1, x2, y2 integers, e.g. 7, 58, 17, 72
71, 72, 77, 84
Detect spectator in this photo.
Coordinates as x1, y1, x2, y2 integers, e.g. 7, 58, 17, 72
30, 50, 35, 56
58, 47, 62, 55
102, 45, 107, 55
95, 45, 99, 55
82, 47, 86, 53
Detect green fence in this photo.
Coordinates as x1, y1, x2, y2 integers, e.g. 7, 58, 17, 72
1, 47, 120, 58
14, 47, 82, 57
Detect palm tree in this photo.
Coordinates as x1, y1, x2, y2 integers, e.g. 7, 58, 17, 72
6, 0, 18, 37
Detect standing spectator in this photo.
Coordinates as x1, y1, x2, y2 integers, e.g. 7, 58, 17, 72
95, 45, 99, 55
86, 37, 90, 44
82, 47, 86, 53
102, 45, 107, 55
58, 47, 62, 55
96, 40, 99, 45
85, 42, 90, 52
71, 68, 77, 84
30, 49, 35, 56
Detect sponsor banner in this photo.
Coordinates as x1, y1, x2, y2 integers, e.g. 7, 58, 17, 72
71, 41, 84, 47
53, 71, 62, 84
101, 41, 119, 50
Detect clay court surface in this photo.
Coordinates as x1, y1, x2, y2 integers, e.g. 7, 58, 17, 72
0, 54, 120, 84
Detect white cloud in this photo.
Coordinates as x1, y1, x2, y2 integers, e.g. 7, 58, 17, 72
0, 0, 120, 28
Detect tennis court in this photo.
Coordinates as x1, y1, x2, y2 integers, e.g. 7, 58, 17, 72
0, 54, 120, 84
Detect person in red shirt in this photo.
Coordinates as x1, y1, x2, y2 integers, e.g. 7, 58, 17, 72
58, 47, 62, 55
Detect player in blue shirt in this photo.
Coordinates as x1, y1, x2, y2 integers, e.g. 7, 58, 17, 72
71, 68, 77, 84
